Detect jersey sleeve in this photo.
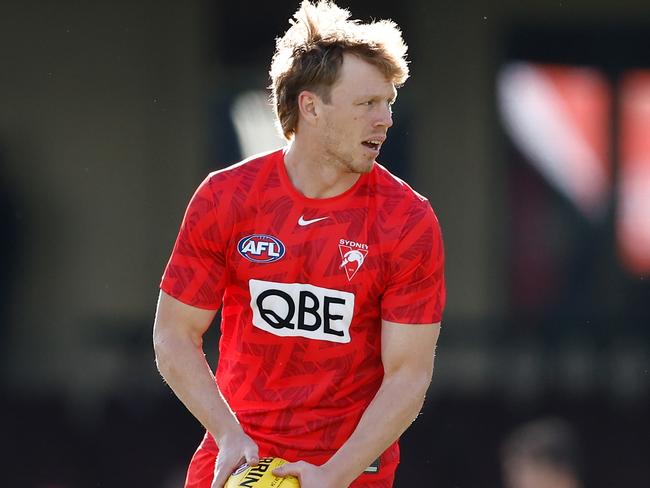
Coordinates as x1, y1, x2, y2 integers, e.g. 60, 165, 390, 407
160, 174, 228, 310
381, 200, 446, 324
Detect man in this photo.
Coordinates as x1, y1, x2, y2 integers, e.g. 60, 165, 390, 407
153, 2, 445, 487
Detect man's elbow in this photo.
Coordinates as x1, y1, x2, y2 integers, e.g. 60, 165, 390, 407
153, 321, 202, 376
413, 368, 434, 398
410, 362, 436, 403
153, 323, 175, 376
385, 364, 433, 399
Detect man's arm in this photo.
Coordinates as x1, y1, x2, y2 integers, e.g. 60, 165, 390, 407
274, 319, 440, 487
153, 290, 259, 487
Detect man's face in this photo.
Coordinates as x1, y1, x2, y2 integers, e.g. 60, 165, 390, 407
316, 53, 396, 173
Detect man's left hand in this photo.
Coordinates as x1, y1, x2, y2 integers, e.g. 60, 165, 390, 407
273, 460, 343, 488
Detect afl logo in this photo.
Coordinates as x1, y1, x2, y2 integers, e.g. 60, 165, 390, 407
238, 234, 286, 263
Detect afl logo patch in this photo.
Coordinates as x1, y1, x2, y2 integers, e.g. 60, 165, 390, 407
238, 234, 286, 263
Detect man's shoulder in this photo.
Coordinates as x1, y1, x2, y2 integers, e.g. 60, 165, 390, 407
371, 162, 430, 206
370, 163, 440, 236
206, 147, 283, 185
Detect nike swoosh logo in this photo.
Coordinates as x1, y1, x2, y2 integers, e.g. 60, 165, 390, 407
298, 215, 328, 226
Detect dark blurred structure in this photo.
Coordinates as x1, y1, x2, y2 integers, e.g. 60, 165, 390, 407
501, 418, 582, 488
0, 0, 649, 486
0, 142, 21, 386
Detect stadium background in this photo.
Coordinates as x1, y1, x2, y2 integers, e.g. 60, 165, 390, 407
1, 0, 649, 486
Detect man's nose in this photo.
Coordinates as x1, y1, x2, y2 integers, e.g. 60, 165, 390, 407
375, 103, 393, 128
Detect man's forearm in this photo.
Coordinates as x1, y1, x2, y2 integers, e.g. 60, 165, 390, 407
322, 368, 432, 486
154, 327, 242, 442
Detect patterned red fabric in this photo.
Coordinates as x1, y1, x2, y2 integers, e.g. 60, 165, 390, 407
161, 148, 445, 487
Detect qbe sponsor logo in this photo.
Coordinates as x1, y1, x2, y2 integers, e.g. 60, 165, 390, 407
249, 279, 354, 343
237, 234, 285, 263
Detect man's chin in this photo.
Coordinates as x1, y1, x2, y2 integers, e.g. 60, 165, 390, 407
359, 163, 374, 173
340, 153, 375, 174
352, 156, 375, 174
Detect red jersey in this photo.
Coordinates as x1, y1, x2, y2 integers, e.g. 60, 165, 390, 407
161, 148, 445, 487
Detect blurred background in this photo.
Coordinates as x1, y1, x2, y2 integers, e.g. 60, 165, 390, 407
1, 0, 649, 486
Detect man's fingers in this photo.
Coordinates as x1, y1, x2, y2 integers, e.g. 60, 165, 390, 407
211, 466, 228, 488
212, 458, 241, 488
244, 448, 259, 466
272, 461, 303, 477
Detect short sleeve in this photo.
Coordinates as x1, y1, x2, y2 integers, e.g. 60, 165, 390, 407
381, 201, 446, 324
160, 175, 228, 310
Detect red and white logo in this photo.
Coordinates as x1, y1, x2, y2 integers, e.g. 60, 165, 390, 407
338, 239, 369, 281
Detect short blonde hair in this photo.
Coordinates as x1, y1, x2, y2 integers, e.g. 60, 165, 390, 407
269, 1, 409, 140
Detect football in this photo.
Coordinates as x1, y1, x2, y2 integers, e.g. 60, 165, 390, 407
225, 457, 300, 488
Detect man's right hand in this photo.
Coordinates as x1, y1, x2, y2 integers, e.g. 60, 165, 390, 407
211, 430, 260, 488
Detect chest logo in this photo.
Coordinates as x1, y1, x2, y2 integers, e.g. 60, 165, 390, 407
298, 215, 328, 226
238, 234, 286, 263
339, 239, 369, 281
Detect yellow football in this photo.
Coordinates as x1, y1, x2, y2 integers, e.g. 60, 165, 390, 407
225, 457, 300, 488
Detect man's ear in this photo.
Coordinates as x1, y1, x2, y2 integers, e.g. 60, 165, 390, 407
297, 90, 320, 127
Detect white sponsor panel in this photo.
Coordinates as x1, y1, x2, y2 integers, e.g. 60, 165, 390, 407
249, 279, 355, 343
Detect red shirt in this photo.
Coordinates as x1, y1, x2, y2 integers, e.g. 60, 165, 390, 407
161, 148, 445, 486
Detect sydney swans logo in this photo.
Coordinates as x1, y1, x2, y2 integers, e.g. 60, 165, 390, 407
338, 239, 368, 281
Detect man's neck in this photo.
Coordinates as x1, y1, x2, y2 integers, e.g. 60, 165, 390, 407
283, 140, 362, 199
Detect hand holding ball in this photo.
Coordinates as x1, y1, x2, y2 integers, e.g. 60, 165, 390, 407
225, 457, 300, 488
